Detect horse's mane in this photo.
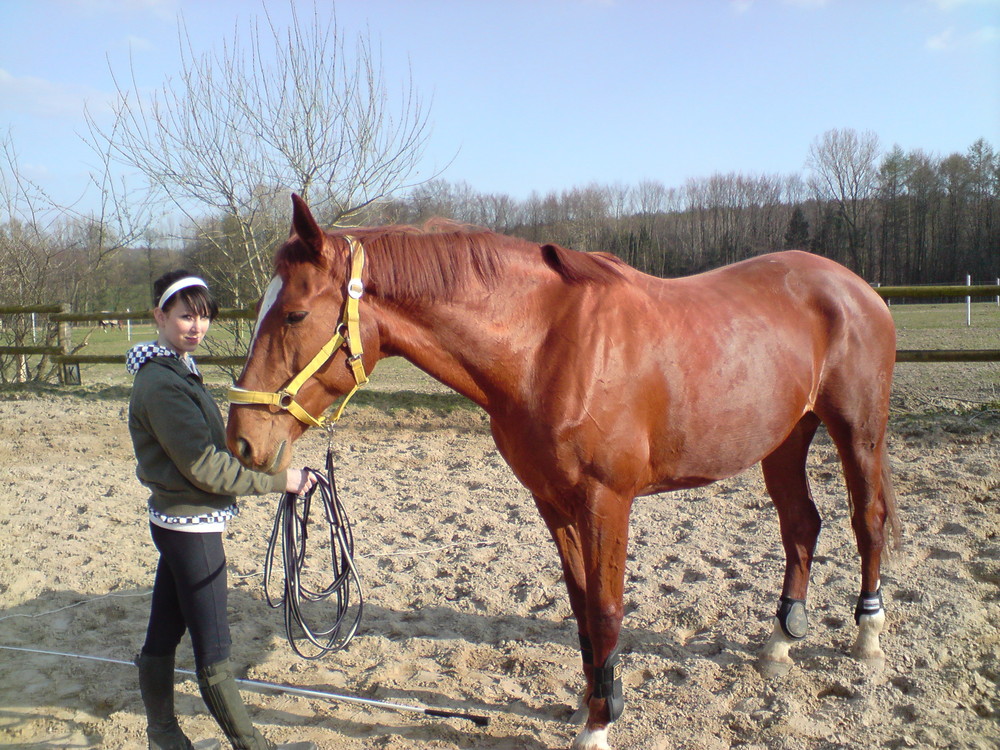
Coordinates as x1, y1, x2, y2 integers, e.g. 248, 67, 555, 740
347, 222, 508, 304
276, 218, 625, 305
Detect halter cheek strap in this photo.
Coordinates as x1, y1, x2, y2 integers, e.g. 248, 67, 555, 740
228, 237, 369, 428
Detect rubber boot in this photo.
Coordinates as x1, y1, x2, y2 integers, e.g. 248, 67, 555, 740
197, 659, 317, 750
136, 652, 195, 750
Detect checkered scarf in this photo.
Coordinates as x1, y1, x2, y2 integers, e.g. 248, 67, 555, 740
126, 342, 199, 376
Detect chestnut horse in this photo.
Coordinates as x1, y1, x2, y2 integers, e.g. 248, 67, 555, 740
227, 195, 899, 750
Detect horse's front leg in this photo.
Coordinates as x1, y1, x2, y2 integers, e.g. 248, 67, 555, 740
570, 486, 632, 750
532, 497, 593, 718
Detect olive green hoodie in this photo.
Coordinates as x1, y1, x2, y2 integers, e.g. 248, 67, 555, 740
127, 344, 286, 519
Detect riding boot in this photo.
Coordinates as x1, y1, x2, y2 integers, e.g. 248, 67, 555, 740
197, 659, 317, 750
136, 652, 195, 750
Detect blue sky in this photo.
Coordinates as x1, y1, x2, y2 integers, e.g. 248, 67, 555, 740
1, 0, 998, 213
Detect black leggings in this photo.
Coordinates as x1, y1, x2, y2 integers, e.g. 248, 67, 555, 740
142, 523, 232, 669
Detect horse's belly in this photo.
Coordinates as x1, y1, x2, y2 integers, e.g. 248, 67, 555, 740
648, 427, 780, 491
643, 380, 812, 492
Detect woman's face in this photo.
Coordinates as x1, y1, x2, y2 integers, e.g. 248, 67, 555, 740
155, 298, 211, 356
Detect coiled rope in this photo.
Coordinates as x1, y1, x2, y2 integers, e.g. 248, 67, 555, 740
263, 447, 363, 659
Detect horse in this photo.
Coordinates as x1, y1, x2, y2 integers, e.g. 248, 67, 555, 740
99, 317, 123, 332
226, 195, 900, 750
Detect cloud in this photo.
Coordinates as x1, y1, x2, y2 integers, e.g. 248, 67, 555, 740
124, 34, 155, 53
65, 0, 176, 21
927, 26, 958, 49
929, 0, 1000, 10
731, 0, 829, 13
926, 24, 1000, 50
0, 68, 108, 119
972, 24, 1000, 43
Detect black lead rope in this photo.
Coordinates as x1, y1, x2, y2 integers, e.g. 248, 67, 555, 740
263, 447, 363, 659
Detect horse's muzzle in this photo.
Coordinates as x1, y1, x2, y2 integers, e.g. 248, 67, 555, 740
233, 436, 287, 475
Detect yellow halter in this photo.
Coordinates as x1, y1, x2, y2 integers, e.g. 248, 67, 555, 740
228, 237, 369, 428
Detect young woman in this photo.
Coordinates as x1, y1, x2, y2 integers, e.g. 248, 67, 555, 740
127, 270, 316, 750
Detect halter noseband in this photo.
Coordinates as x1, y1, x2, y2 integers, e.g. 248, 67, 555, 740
228, 237, 369, 428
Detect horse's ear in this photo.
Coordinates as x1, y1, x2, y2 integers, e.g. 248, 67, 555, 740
290, 193, 324, 258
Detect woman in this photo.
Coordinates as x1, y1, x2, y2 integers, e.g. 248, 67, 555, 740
127, 270, 317, 750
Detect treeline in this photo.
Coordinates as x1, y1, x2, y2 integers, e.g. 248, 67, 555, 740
369, 135, 999, 286
3, 134, 998, 318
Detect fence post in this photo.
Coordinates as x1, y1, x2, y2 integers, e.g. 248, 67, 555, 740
57, 304, 72, 385
966, 275, 971, 327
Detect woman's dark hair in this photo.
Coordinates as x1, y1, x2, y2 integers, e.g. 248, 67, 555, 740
152, 269, 220, 320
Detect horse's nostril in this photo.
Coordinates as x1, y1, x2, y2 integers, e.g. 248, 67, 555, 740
236, 438, 253, 464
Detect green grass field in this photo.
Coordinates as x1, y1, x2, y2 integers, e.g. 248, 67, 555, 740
3, 302, 998, 413
892, 300, 1000, 340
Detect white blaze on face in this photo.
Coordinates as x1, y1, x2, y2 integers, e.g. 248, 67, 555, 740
248, 276, 283, 357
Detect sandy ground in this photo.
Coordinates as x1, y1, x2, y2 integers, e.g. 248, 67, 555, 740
0, 368, 997, 749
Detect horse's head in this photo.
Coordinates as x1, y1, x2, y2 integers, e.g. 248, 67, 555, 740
226, 194, 380, 473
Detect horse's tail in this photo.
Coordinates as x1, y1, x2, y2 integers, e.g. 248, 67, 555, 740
881, 451, 902, 553
843, 442, 901, 555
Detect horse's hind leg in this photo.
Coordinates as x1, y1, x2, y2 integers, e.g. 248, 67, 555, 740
758, 413, 822, 677
823, 412, 897, 667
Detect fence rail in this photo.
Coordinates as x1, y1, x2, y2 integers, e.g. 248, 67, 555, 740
874, 284, 1000, 299
1, 286, 998, 383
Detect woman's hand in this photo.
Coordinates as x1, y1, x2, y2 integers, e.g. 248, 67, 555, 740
285, 468, 317, 496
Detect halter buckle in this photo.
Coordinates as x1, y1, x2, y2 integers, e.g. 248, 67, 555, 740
278, 391, 296, 410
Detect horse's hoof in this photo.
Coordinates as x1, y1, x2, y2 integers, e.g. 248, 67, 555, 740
860, 654, 886, 671
571, 727, 611, 750
756, 655, 794, 679
851, 644, 886, 669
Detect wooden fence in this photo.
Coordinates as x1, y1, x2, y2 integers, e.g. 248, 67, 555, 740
1, 284, 999, 384
0, 306, 254, 381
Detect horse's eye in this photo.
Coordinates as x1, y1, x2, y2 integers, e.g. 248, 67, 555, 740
286, 311, 308, 325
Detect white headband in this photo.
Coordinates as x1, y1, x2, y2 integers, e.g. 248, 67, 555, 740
158, 277, 209, 309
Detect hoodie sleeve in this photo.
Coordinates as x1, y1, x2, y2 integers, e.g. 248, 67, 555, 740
143, 376, 287, 497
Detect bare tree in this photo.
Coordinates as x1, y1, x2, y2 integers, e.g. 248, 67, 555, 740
0, 133, 82, 381
87, 2, 432, 310
806, 128, 882, 275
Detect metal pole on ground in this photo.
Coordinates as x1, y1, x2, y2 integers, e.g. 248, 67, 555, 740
0, 645, 490, 727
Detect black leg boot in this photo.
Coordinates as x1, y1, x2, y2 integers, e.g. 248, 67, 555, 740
197, 659, 316, 750
136, 652, 195, 750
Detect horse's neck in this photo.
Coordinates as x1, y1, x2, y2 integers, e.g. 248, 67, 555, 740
374, 297, 526, 410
